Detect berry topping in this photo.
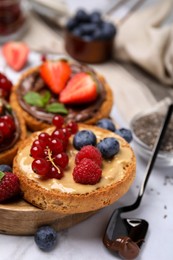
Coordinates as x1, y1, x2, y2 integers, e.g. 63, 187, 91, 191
53, 153, 69, 169
0, 73, 12, 100
73, 158, 102, 184
97, 137, 120, 159
2, 41, 29, 71
73, 130, 97, 150
52, 115, 64, 128
66, 9, 116, 41
116, 128, 133, 143
30, 115, 77, 179
40, 60, 71, 94
96, 118, 116, 132
0, 114, 16, 145
34, 226, 57, 252
75, 145, 102, 167
0, 164, 12, 172
66, 121, 78, 134
32, 158, 51, 176
0, 171, 20, 202
59, 72, 98, 104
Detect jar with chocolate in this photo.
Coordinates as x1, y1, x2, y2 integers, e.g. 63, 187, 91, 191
0, 0, 28, 43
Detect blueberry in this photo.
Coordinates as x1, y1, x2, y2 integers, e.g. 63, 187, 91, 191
82, 35, 94, 41
80, 23, 97, 35
66, 18, 77, 31
72, 27, 83, 37
75, 9, 90, 23
0, 164, 12, 172
73, 130, 97, 150
97, 137, 120, 159
93, 29, 103, 40
34, 226, 57, 252
96, 118, 116, 132
90, 11, 102, 23
116, 128, 133, 143
100, 22, 116, 39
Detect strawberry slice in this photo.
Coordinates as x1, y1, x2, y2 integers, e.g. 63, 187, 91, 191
40, 60, 71, 94
2, 41, 29, 71
59, 72, 98, 104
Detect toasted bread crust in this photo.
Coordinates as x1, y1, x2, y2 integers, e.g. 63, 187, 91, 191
13, 124, 136, 215
10, 66, 113, 131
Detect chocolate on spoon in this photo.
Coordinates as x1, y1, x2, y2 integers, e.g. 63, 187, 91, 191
103, 103, 173, 259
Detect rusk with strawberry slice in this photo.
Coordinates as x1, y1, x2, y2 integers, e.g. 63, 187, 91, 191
10, 59, 113, 131
59, 72, 98, 104
2, 42, 29, 71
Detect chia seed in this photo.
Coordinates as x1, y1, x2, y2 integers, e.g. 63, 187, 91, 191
132, 112, 173, 152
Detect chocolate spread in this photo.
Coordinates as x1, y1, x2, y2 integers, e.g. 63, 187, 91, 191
0, 100, 21, 153
105, 236, 140, 260
17, 62, 106, 124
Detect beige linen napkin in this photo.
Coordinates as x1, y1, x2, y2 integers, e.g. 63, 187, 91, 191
114, 0, 173, 86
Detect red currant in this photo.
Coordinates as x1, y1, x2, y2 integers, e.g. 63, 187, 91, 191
1, 115, 16, 132
47, 165, 63, 179
0, 130, 4, 144
52, 115, 64, 128
30, 144, 45, 159
62, 127, 71, 138
54, 153, 69, 169
0, 73, 12, 99
38, 132, 50, 145
49, 138, 64, 154
51, 129, 65, 141
33, 139, 47, 150
0, 121, 11, 137
32, 158, 50, 176
66, 121, 78, 134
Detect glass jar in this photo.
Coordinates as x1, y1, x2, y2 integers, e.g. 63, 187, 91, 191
0, 0, 28, 43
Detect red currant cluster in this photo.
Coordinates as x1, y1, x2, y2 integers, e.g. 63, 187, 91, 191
30, 115, 78, 179
0, 115, 16, 144
0, 73, 12, 100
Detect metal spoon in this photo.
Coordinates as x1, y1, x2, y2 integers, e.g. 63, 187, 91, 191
103, 103, 173, 260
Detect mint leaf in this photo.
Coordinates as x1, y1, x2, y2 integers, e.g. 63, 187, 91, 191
23, 92, 45, 107
0, 171, 5, 181
45, 103, 68, 114
41, 91, 51, 106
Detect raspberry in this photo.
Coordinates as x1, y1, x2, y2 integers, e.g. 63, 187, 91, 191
73, 158, 102, 185
75, 145, 102, 167
0, 171, 20, 202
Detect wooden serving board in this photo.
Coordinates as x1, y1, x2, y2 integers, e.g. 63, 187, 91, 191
0, 199, 96, 235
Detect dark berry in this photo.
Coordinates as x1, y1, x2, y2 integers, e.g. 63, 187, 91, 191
96, 118, 116, 132
89, 11, 102, 23
66, 18, 77, 31
80, 23, 97, 35
97, 137, 120, 159
116, 128, 133, 143
75, 9, 89, 23
34, 226, 57, 252
73, 130, 97, 150
0, 164, 12, 172
100, 22, 116, 39
72, 27, 84, 37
